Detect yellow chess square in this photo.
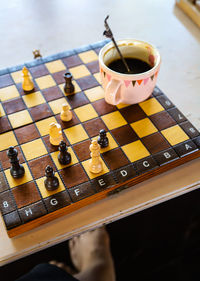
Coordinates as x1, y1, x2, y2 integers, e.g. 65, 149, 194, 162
8, 110, 33, 129
22, 91, 45, 108
45, 60, 66, 74
92, 132, 118, 153
139, 97, 164, 116
74, 104, 98, 122
122, 140, 150, 162
0, 103, 5, 117
36, 116, 57, 136
0, 131, 18, 151
21, 138, 48, 161
49, 97, 70, 115
36, 173, 65, 198
78, 50, 98, 64
94, 72, 101, 84
116, 103, 130, 109
101, 111, 127, 130
64, 124, 89, 145
69, 65, 90, 79
161, 125, 189, 146
59, 81, 81, 95
0, 85, 19, 101
35, 75, 56, 90
51, 147, 78, 170
131, 118, 158, 138
84, 86, 104, 102
82, 158, 109, 179
11, 70, 32, 84
5, 163, 33, 188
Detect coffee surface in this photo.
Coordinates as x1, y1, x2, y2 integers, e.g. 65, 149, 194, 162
107, 57, 152, 74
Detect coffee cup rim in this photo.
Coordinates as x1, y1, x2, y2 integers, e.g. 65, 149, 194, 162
99, 38, 161, 78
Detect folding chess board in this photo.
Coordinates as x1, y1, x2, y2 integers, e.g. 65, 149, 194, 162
0, 40, 200, 237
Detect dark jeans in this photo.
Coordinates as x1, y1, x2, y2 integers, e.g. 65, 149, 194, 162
16, 263, 79, 281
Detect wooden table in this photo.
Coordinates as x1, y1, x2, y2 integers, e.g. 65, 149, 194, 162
0, 0, 200, 266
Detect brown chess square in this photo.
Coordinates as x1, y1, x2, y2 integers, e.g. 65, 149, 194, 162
0, 74, 13, 88
76, 75, 99, 91
3, 97, 26, 114
12, 181, 41, 209
28, 155, 55, 179
42, 86, 63, 102
62, 55, 82, 68
59, 163, 88, 188
120, 104, 146, 123
102, 148, 130, 170
15, 124, 40, 144
29, 103, 53, 122
141, 132, 170, 154
150, 111, 176, 131
86, 61, 99, 74
0, 172, 9, 192
92, 99, 117, 116
29, 65, 49, 79
52, 70, 66, 85
67, 92, 89, 109
73, 139, 91, 162
111, 125, 138, 146
0, 116, 11, 133
83, 118, 107, 137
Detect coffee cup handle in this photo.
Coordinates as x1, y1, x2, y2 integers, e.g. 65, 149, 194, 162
105, 79, 123, 105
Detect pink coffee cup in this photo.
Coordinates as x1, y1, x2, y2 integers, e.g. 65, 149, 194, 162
99, 39, 161, 105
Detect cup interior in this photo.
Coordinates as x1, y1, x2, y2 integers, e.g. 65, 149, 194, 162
101, 39, 160, 73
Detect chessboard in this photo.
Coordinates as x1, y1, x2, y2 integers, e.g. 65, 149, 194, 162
0, 40, 200, 238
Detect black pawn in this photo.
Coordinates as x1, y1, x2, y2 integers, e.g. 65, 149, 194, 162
97, 129, 109, 148
64, 72, 74, 94
7, 146, 25, 179
58, 141, 71, 165
44, 165, 59, 191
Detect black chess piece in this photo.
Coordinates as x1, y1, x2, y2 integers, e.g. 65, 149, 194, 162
7, 146, 25, 179
44, 165, 59, 191
63, 72, 74, 94
97, 129, 109, 148
58, 141, 71, 165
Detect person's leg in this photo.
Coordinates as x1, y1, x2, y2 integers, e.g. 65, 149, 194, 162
69, 227, 116, 281
17, 226, 115, 281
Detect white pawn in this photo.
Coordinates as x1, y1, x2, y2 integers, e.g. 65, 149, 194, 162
49, 122, 63, 146
22, 66, 34, 92
89, 139, 103, 174
60, 103, 72, 122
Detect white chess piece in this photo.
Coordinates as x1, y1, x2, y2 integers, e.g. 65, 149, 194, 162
60, 103, 72, 122
22, 66, 34, 92
89, 139, 103, 174
49, 122, 63, 146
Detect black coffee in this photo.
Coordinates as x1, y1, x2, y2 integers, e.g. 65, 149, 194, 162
107, 57, 152, 74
